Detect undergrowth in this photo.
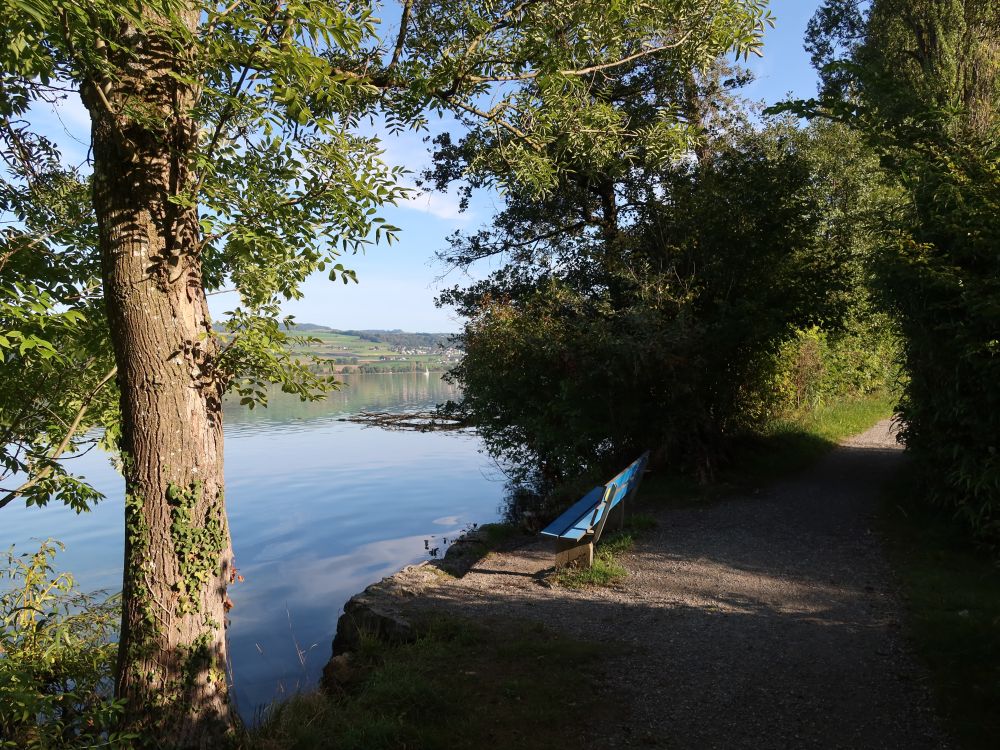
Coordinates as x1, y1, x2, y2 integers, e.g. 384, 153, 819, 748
880, 470, 1000, 750
0, 540, 129, 749
247, 616, 615, 750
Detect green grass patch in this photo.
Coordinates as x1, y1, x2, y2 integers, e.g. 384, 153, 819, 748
880, 472, 1000, 750
730, 392, 897, 488
635, 393, 897, 507
247, 617, 614, 750
549, 515, 658, 589
770, 392, 898, 443
552, 531, 634, 589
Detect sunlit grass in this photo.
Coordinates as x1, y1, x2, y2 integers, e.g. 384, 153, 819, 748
767, 392, 899, 444
552, 531, 634, 589
731, 392, 898, 487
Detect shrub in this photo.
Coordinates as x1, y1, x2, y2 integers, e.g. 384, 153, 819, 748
0, 540, 129, 749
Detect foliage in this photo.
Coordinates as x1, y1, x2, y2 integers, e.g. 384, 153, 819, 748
0, 0, 408, 514
0, 1, 774, 507
798, 0, 1000, 542
757, 314, 899, 419
1, 0, 786, 738
880, 470, 1000, 749
394, 0, 774, 195
0, 118, 116, 512
445, 119, 897, 491
0, 540, 128, 749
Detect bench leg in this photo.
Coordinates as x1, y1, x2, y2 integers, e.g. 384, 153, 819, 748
554, 538, 593, 568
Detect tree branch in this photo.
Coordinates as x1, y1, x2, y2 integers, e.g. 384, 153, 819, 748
0, 366, 117, 511
387, 0, 413, 71
437, 94, 541, 148
469, 33, 698, 84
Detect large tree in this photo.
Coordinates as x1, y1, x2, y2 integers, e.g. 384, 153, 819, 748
801, 0, 1000, 539
437, 112, 894, 489
1, 0, 773, 743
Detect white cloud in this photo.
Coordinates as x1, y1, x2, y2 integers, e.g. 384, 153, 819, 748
397, 187, 470, 221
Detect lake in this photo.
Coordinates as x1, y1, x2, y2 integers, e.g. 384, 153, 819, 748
3, 372, 505, 716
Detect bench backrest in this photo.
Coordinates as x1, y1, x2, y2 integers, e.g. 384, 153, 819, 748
541, 451, 650, 540
586, 451, 649, 536
604, 452, 649, 509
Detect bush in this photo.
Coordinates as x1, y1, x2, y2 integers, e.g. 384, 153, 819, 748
0, 540, 129, 749
756, 314, 900, 418
451, 123, 899, 495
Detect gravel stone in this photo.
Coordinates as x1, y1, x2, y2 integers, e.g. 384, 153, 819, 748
336, 421, 949, 748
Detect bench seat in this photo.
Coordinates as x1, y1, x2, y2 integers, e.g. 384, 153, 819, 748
539, 451, 650, 567
540, 486, 606, 541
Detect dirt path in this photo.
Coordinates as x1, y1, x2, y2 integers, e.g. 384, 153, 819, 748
403, 420, 948, 748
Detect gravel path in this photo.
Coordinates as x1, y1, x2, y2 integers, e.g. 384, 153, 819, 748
410, 420, 948, 748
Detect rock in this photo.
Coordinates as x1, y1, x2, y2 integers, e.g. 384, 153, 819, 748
320, 652, 357, 692
326, 563, 442, 672
321, 525, 524, 690
330, 589, 417, 657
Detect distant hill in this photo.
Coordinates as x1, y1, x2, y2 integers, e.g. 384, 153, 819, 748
281, 324, 457, 350
337, 329, 456, 350
214, 321, 458, 350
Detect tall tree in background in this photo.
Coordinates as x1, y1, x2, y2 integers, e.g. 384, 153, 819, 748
427, 16, 898, 489
438, 113, 892, 489
1, 0, 775, 743
803, 0, 1000, 540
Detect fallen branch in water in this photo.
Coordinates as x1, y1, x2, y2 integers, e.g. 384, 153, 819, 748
338, 410, 469, 432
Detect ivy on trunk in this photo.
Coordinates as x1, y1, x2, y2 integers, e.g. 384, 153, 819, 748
2, 1, 774, 743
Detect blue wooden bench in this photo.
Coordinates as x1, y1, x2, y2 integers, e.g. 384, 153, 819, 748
540, 451, 650, 568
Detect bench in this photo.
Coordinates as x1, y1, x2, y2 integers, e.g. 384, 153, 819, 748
540, 451, 650, 568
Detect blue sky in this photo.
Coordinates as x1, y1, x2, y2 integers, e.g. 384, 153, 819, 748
286, 0, 824, 332
27, 0, 823, 333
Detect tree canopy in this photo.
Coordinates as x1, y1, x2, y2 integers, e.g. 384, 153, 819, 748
424, 14, 900, 491
1, 0, 778, 742
798, 0, 1000, 540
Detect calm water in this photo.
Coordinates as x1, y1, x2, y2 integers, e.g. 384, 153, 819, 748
3, 373, 504, 715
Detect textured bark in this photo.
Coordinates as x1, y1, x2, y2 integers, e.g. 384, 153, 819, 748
83, 8, 234, 746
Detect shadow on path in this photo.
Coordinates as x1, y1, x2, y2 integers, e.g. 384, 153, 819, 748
412, 421, 948, 749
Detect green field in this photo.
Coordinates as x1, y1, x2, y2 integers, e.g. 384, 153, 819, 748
288, 329, 461, 373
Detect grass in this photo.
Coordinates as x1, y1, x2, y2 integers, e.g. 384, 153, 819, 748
734, 392, 898, 486
552, 531, 634, 588
246, 616, 615, 750
634, 393, 898, 509
246, 395, 900, 747
769, 393, 899, 442
879, 472, 1000, 750
544, 395, 894, 590
550, 515, 657, 589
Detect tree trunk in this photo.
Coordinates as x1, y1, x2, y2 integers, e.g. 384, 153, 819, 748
83, 9, 234, 747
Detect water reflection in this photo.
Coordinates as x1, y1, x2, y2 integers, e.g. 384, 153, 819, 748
224, 372, 459, 435
4, 374, 503, 716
